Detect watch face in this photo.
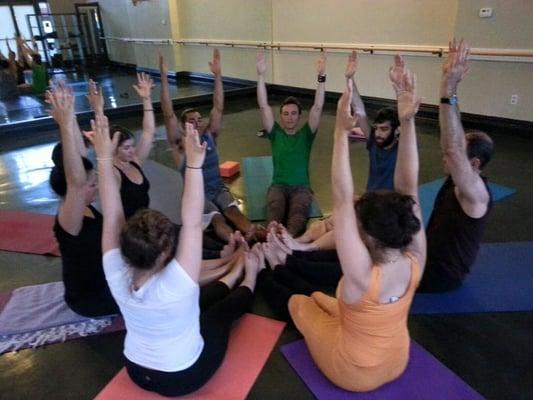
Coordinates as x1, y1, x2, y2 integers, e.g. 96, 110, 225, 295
441, 96, 458, 105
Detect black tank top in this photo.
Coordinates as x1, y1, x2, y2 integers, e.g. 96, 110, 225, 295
115, 161, 150, 218
426, 176, 492, 280
54, 205, 118, 317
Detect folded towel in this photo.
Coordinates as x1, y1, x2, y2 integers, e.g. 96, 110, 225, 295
0, 282, 120, 354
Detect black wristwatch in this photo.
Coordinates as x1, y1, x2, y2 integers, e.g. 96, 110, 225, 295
440, 95, 458, 106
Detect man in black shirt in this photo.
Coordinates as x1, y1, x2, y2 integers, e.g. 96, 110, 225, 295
418, 39, 494, 293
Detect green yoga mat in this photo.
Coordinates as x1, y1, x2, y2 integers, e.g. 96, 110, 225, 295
242, 156, 322, 222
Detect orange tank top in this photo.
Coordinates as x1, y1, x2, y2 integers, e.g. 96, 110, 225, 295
336, 253, 421, 369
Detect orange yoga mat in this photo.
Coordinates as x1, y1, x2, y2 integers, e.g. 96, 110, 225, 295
94, 313, 286, 400
0, 211, 60, 256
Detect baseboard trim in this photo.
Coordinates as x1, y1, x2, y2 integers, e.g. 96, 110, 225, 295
175, 71, 256, 87
0, 86, 256, 135
2, 71, 530, 136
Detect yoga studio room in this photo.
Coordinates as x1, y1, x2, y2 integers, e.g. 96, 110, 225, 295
0, 0, 531, 399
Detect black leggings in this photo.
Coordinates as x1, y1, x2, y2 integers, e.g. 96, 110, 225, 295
417, 262, 463, 293
175, 224, 224, 259
285, 250, 342, 288
67, 289, 120, 318
125, 282, 253, 397
258, 266, 323, 320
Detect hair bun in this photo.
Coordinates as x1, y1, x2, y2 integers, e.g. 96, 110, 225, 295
51, 142, 64, 167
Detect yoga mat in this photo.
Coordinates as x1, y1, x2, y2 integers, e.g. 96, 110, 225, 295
281, 339, 483, 400
242, 156, 322, 221
418, 178, 516, 227
94, 313, 286, 400
143, 160, 183, 225
411, 241, 533, 314
0, 282, 124, 354
0, 211, 60, 256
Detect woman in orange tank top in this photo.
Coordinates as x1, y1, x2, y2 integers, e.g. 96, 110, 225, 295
288, 55, 427, 392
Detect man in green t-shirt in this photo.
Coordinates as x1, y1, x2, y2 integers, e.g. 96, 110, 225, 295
31, 54, 48, 95
256, 50, 326, 236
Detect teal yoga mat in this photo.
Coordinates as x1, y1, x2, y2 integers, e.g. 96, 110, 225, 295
418, 178, 516, 227
242, 156, 322, 222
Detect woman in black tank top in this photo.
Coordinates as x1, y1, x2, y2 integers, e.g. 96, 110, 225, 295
87, 73, 156, 218
48, 81, 118, 317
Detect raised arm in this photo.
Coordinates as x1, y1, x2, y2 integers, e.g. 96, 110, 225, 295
206, 48, 223, 136
84, 79, 110, 158
159, 53, 183, 153
389, 56, 426, 266
332, 81, 373, 302
69, 79, 108, 159
86, 79, 104, 113
176, 123, 207, 282
132, 72, 155, 164
256, 50, 274, 132
344, 51, 371, 137
307, 51, 327, 133
85, 113, 124, 253
439, 39, 489, 217
6, 48, 18, 78
48, 82, 87, 236
16, 36, 36, 65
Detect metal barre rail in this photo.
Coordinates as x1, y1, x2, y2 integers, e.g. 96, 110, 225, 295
102, 36, 533, 59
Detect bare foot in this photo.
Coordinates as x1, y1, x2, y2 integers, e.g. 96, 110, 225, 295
220, 232, 238, 258
279, 227, 304, 251
241, 250, 263, 291
254, 224, 268, 242
266, 221, 283, 234
262, 242, 282, 268
267, 233, 289, 265
244, 224, 267, 243
270, 227, 294, 254
219, 253, 245, 289
227, 232, 248, 260
251, 243, 266, 271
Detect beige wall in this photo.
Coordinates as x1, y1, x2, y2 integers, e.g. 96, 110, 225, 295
453, 0, 533, 120
178, 0, 272, 79
92, 0, 532, 121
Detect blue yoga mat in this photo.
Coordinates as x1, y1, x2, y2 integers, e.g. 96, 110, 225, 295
411, 242, 533, 314
242, 156, 322, 222
281, 339, 483, 400
418, 178, 516, 227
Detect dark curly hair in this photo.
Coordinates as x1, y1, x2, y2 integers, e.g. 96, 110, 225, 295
355, 191, 421, 250
373, 107, 400, 133
49, 142, 94, 197
110, 125, 134, 147
120, 209, 178, 270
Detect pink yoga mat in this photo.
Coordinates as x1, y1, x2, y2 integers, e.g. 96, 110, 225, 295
94, 314, 286, 400
0, 211, 60, 256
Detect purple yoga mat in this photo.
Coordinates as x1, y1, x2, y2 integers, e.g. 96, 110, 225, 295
281, 340, 484, 400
